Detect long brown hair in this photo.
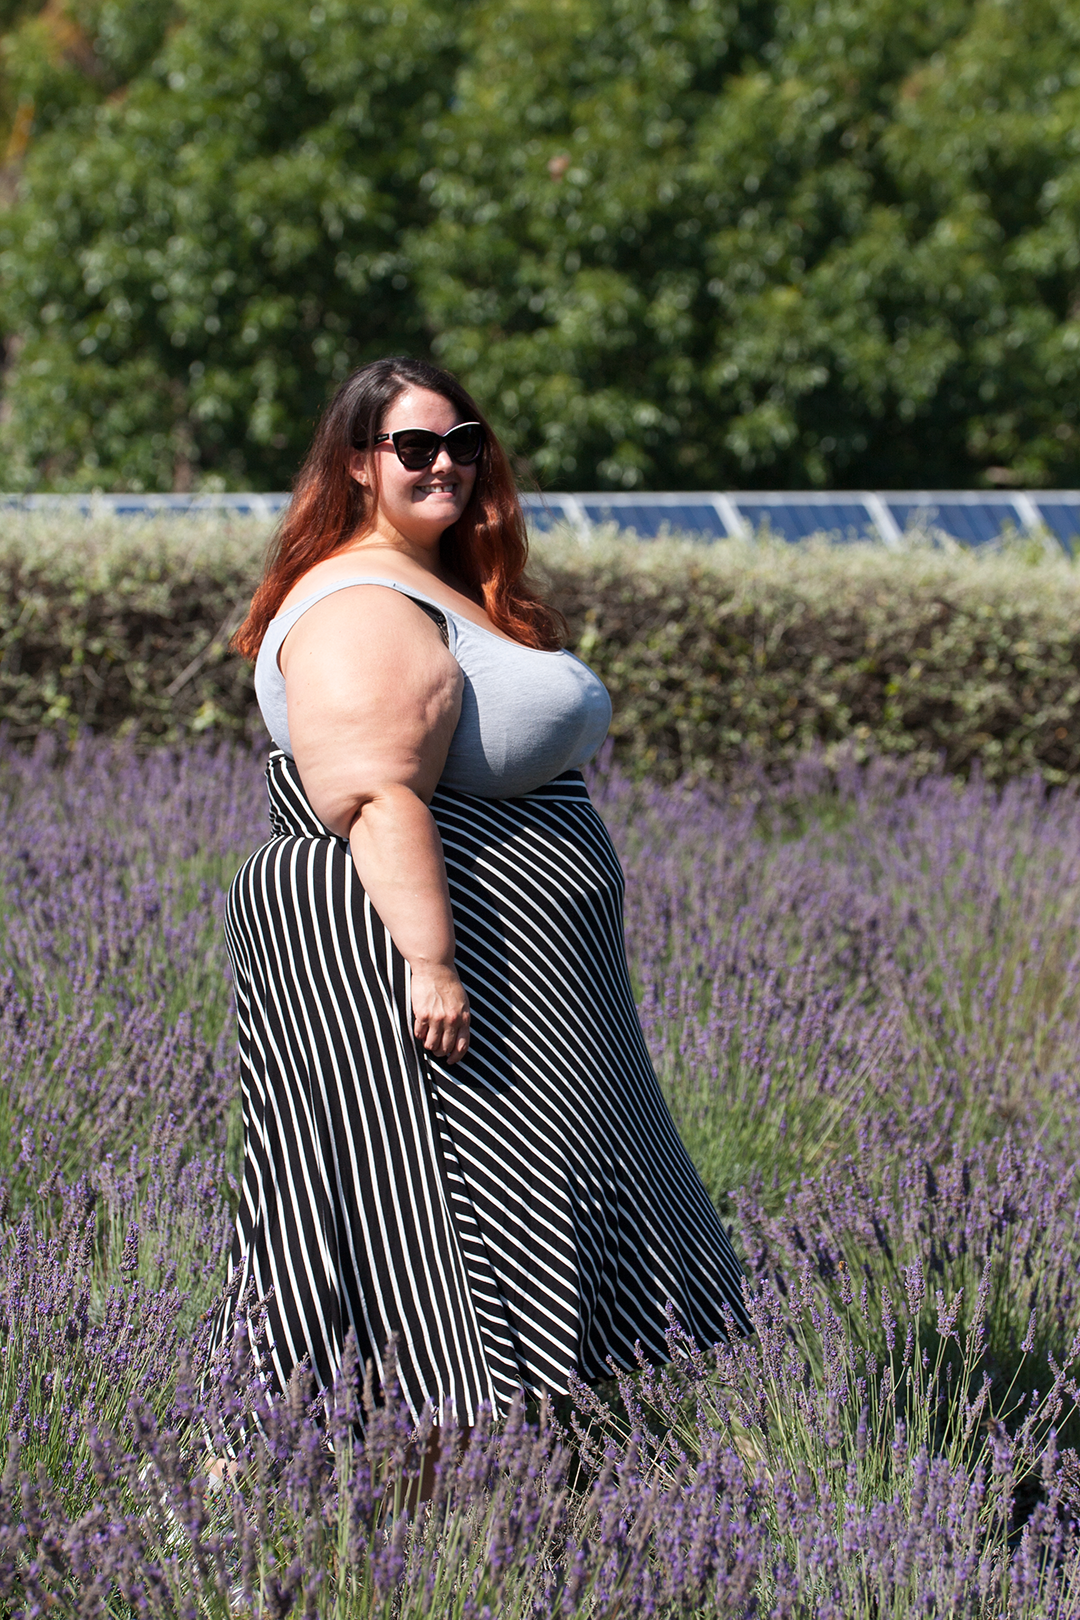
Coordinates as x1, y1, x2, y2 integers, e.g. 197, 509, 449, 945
233, 357, 564, 658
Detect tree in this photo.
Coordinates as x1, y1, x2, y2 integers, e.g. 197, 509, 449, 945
414, 0, 1080, 489
3, 0, 1080, 491
409, 0, 768, 489
0, 0, 458, 489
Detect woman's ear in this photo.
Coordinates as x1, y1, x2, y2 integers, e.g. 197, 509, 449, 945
348, 449, 371, 488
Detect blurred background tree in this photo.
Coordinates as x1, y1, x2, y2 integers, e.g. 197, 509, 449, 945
2, 0, 1080, 491
0, 0, 458, 489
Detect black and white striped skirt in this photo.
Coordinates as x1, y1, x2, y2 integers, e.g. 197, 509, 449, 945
212, 750, 751, 1422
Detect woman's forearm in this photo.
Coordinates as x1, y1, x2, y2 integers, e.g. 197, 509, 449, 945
347, 782, 456, 970
349, 783, 470, 1064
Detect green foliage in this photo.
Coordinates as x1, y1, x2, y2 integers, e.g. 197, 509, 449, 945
0, 0, 458, 490
410, 0, 755, 490
418, 0, 1080, 489
5, 0, 1080, 490
0, 514, 266, 738
4, 517, 1080, 789
546, 530, 1080, 783
0, 0, 176, 141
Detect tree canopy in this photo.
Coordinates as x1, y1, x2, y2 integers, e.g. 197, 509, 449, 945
2, 0, 1080, 492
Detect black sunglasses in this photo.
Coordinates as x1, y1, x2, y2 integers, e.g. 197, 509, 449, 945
354, 421, 485, 470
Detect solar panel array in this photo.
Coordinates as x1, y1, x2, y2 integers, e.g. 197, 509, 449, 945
5, 489, 1080, 551
0, 492, 290, 519
522, 491, 1080, 552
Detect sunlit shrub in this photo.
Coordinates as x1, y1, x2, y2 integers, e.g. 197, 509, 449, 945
4, 516, 1080, 784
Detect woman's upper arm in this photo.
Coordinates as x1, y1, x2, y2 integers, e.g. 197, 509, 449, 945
279, 587, 463, 834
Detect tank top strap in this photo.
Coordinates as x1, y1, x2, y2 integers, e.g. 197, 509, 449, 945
264, 576, 457, 659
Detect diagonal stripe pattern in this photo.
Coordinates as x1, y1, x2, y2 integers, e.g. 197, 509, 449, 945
211, 751, 752, 1421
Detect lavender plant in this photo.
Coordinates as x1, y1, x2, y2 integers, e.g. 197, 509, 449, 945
1, 734, 1079, 1614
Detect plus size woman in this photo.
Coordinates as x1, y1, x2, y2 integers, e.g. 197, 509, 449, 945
214, 356, 751, 1425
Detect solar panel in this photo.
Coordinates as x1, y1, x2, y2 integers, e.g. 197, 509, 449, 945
520, 497, 570, 532
183, 494, 290, 516
734, 502, 877, 544
887, 501, 1020, 546
3, 493, 292, 518
579, 501, 728, 539
6, 491, 1075, 554
222, 497, 289, 516
1033, 502, 1080, 555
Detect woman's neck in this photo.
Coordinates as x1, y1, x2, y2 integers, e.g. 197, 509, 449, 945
340, 532, 447, 580
335, 535, 470, 597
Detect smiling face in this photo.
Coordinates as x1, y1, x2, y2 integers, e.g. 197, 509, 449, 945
349, 385, 479, 551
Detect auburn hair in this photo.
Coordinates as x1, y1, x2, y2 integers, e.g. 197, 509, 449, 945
233, 357, 564, 659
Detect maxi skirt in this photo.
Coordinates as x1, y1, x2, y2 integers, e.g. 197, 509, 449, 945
211, 750, 752, 1422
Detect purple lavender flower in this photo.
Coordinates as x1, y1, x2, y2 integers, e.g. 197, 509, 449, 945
1, 736, 1080, 1612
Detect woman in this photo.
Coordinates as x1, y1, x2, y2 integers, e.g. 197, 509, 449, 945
213, 356, 752, 1428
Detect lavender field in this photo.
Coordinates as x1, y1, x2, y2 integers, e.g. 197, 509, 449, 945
2, 736, 1080, 1616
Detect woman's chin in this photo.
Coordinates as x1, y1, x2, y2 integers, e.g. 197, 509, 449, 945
406, 499, 467, 531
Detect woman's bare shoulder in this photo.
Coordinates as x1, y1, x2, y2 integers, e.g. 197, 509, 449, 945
280, 581, 457, 675
278, 552, 410, 616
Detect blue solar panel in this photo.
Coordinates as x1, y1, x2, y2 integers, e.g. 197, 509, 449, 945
184, 495, 290, 515
221, 498, 288, 515
8, 492, 1072, 552
734, 502, 876, 543
579, 501, 728, 539
887, 502, 1019, 546
7, 493, 292, 517
1033, 502, 1080, 555
520, 497, 570, 532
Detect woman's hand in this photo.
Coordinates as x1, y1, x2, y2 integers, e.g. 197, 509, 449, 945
411, 961, 471, 1064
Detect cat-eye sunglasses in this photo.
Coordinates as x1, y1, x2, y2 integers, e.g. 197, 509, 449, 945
354, 422, 485, 470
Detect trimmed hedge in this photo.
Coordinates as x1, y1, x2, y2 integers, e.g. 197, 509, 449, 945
546, 533, 1080, 784
2, 515, 1080, 783
0, 517, 263, 745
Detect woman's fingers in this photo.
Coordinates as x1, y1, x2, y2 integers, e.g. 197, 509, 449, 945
418, 1014, 470, 1062
411, 967, 470, 1064
415, 1013, 469, 1057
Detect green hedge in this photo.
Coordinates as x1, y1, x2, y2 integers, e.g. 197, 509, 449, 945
546, 532, 1080, 784
2, 515, 1079, 783
0, 517, 263, 745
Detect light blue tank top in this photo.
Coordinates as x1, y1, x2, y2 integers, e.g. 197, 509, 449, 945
255, 576, 612, 800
